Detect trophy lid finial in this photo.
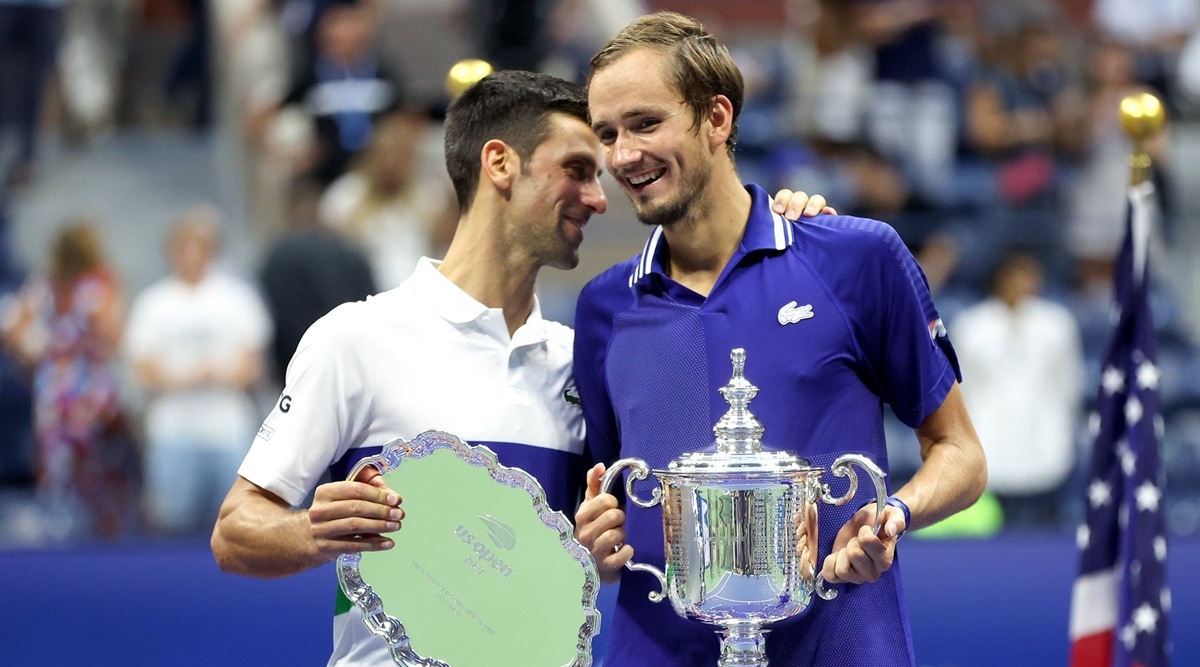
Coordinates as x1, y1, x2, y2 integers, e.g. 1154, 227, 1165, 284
714, 348, 765, 454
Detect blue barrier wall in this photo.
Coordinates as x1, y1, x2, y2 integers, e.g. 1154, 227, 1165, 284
1, 534, 1196, 666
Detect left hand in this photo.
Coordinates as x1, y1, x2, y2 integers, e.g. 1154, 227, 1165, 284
574, 463, 633, 583
820, 503, 905, 585
772, 189, 838, 220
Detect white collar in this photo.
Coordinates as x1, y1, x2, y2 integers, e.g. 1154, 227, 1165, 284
406, 257, 547, 338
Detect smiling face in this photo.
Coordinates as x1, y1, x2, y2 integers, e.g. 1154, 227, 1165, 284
588, 47, 716, 229
507, 112, 607, 270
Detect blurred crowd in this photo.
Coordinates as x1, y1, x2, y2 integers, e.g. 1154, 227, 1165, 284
2, 0, 1200, 544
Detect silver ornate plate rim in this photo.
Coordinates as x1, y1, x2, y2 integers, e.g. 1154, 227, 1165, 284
335, 429, 601, 667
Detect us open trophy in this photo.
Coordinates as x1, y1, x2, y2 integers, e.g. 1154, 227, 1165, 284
600, 349, 888, 667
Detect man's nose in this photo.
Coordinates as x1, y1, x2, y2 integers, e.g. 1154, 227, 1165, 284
585, 179, 608, 214
610, 133, 641, 169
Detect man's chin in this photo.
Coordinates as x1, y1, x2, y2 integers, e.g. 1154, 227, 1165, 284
634, 202, 687, 228
546, 251, 580, 271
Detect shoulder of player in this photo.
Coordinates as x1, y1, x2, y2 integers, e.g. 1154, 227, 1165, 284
578, 256, 640, 309
789, 213, 913, 273
303, 299, 378, 344
791, 213, 903, 249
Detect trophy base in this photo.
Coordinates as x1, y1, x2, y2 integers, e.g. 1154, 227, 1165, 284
717, 622, 769, 667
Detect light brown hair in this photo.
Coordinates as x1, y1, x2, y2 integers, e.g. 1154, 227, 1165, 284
588, 11, 744, 155
49, 218, 107, 290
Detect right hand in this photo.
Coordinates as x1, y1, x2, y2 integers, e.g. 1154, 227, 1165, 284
574, 463, 633, 583
819, 503, 903, 586
307, 466, 404, 561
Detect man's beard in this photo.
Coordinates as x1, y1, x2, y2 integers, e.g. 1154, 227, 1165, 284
635, 194, 692, 228
511, 218, 579, 271
632, 159, 711, 228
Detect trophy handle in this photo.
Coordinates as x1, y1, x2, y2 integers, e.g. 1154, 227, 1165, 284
599, 458, 662, 509
597, 458, 669, 603
814, 453, 889, 601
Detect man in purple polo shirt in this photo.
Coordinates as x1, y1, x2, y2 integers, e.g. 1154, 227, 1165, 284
572, 12, 988, 666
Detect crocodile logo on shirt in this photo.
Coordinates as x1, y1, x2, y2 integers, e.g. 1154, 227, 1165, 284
563, 385, 581, 406
778, 301, 814, 325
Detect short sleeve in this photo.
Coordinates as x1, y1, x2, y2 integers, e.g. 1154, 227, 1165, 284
237, 306, 370, 506
573, 264, 636, 468
808, 217, 958, 428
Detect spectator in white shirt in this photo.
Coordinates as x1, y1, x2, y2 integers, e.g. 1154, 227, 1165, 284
951, 249, 1085, 529
124, 207, 273, 535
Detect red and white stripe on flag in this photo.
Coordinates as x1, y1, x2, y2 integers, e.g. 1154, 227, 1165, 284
1070, 568, 1118, 663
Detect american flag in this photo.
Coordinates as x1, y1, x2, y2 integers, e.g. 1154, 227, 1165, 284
1068, 181, 1170, 666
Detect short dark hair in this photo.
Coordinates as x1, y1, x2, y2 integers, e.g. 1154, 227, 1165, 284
443, 70, 589, 211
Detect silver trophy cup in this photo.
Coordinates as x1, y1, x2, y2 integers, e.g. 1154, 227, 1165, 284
600, 349, 888, 667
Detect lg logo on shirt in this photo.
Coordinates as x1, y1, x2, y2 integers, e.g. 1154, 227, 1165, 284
279, 394, 293, 413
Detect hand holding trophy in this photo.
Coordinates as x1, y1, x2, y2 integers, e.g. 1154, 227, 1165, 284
599, 349, 889, 667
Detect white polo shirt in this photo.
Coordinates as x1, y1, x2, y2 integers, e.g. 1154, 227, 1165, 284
237, 257, 585, 667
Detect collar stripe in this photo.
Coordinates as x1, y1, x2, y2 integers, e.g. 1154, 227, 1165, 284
627, 200, 795, 287
630, 225, 665, 285
773, 212, 793, 250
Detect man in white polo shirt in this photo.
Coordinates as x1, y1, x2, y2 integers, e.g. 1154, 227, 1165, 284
210, 69, 828, 666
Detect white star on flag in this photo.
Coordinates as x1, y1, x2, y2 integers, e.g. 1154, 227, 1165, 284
1088, 479, 1111, 509
1119, 439, 1136, 476
1136, 359, 1161, 390
1133, 603, 1160, 635
1120, 623, 1137, 650
1136, 480, 1162, 513
1126, 395, 1143, 425
1102, 365, 1125, 395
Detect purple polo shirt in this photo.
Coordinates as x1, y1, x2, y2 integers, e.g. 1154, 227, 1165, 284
573, 184, 959, 666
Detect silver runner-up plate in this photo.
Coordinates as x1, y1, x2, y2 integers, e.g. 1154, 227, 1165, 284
336, 430, 601, 666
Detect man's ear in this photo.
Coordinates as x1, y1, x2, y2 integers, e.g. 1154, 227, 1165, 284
706, 94, 735, 152
481, 139, 518, 192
